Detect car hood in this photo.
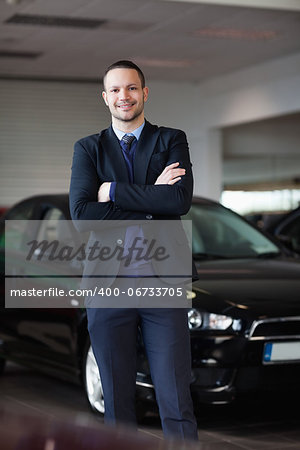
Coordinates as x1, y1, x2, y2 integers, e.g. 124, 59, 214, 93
192, 257, 300, 319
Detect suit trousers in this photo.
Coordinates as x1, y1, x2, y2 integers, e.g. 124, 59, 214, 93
87, 303, 198, 440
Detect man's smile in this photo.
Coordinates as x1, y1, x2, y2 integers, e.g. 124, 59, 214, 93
117, 103, 135, 110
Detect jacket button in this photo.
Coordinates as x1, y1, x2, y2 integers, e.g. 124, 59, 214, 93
116, 239, 123, 245
146, 214, 153, 220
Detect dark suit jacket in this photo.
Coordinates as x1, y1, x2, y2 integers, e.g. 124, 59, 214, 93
69, 120, 198, 283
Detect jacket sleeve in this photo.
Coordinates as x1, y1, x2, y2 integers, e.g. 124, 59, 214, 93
114, 130, 193, 216
69, 140, 146, 231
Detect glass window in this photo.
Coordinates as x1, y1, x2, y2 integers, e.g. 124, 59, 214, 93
5, 201, 34, 220
36, 208, 75, 251
35, 208, 85, 272
1, 201, 35, 252
281, 215, 300, 253
185, 203, 280, 258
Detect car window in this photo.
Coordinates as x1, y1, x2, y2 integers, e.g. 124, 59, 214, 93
37, 207, 75, 250
1, 200, 35, 252
185, 203, 280, 258
280, 215, 300, 253
35, 207, 84, 272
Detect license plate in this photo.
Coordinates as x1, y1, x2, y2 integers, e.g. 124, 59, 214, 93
263, 341, 300, 364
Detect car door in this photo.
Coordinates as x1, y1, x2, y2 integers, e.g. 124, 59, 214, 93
0, 198, 38, 361
1, 199, 87, 380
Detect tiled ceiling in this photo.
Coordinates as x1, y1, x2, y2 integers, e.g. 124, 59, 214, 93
0, 0, 300, 83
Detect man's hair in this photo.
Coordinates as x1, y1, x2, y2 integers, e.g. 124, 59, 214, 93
103, 60, 145, 90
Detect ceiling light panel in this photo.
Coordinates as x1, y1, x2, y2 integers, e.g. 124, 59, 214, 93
5, 14, 107, 29
193, 28, 278, 40
0, 50, 42, 59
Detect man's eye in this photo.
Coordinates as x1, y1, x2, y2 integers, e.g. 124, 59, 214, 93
111, 89, 119, 93
129, 87, 137, 90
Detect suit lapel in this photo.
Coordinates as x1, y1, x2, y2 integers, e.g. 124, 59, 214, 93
99, 126, 130, 182
134, 120, 159, 185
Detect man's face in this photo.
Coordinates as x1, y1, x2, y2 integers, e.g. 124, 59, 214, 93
102, 68, 148, 127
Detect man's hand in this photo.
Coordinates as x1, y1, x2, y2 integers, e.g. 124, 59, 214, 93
98, 182, 111, 202
154, 162, 186, 185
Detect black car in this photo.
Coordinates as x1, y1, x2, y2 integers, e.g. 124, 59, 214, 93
265, 206, 300, 255
1, 194, 300, 416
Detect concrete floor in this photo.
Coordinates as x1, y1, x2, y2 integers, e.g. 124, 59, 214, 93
1, 361, 300, 449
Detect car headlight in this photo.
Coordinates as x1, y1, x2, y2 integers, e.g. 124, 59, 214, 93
206, 313, 233, 330
188, 309, 233, 331
188, 309, 203, 329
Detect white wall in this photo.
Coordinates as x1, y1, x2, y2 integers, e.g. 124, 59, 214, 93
0, 79, 109, 206
223, 112, 300, 185
223, 113, 300, 157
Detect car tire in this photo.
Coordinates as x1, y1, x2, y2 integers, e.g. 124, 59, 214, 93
83, 342, 105, 416
0, 357, 5, 375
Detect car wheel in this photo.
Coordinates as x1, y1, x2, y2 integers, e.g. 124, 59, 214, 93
0, 357, 5, 375
82, 342, 147, 421
83, 343, 105, 415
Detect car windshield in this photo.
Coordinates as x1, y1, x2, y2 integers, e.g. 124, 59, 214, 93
184, 202, 281, 259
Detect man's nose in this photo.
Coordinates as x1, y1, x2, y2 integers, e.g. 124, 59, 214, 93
119, 89, 130, 100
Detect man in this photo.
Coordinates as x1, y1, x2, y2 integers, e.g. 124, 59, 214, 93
69, 60, 198, 440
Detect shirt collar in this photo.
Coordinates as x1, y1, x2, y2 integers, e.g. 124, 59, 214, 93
112, 121, 145, 142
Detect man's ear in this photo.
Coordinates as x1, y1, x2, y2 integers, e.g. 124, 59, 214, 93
102, 91, 108, 106
143, 86, 149, 103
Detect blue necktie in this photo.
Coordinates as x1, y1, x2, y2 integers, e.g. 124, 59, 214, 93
120, 134, 136, 153
120, 134, 136, 183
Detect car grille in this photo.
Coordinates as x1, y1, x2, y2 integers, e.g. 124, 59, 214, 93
248, 317, 300, 340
